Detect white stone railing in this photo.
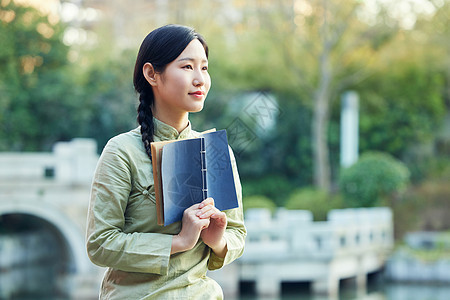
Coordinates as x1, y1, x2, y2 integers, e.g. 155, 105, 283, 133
209, 207, 394, 298
0, 138, 98, 185
242, 207, 393, 262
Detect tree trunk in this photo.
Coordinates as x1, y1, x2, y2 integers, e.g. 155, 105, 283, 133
313, 0, 333, 192
312, 71, 332, 192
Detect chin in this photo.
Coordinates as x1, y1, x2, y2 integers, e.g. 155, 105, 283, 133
190, 107, 204, 113
189, 103, 205, 113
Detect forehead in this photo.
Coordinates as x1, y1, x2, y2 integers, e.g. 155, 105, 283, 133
176, 39, 208, 61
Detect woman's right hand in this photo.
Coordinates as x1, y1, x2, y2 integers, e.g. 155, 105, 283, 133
170, 203, 210, 254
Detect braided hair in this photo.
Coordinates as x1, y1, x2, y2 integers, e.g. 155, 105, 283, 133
133, 24, 209, 159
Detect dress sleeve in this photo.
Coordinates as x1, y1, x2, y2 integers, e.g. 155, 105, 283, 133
208, 147, 247, 270
86, 138, 172, 275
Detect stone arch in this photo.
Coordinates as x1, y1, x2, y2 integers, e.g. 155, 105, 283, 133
0, 200, 89, 274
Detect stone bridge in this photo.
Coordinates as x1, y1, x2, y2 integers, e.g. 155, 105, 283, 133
208, 207, 393, 298
0, 139, 102, 298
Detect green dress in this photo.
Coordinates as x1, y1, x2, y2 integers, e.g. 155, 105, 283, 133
86, 118, 246, 299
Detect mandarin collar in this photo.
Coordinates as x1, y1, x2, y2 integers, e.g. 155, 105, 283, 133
153, 118, 192, 141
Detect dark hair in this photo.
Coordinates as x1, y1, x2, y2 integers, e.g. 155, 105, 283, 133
134, 24, 208, 159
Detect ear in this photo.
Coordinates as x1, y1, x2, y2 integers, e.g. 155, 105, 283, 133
143, 62, 158, 86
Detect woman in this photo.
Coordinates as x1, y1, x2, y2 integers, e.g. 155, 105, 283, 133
86, 24, 246, 299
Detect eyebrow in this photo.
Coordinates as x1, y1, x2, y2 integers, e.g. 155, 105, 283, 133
177, 57, 208, 63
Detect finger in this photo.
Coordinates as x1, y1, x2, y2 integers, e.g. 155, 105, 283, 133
210, 212, 227, 227
197, 206, 220, 219
196, 206, 215, 218
196, 218, 210, 230
197, 202, 215, 213
210, 211, 226, 220
196, 201, 218, 215
185, 201, 205, 214
198, 197, 214, 209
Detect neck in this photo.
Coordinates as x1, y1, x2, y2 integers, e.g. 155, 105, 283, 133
153, 110, 189, 133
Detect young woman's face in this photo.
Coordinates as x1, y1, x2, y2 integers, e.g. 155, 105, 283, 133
152, 39, 211, 116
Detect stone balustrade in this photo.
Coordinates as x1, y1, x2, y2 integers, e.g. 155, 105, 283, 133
209, 207, 394, 298
0, 138, 97, 185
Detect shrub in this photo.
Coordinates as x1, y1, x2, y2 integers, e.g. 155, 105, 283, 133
339, 151, 410, 208
242, 195, 277, 213
284, 187, 343, 221
242, 174, 294, 206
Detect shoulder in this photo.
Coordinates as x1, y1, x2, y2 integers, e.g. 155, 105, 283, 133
109, 127, 141, 144
102, 127, 145, 158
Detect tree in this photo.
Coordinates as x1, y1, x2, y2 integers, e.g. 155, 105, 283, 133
0, 1, 85, 151
79, 52, 138, 151
420, 0, 450, 104
229, 0, 399, 192
352, 1, 448, 181
227, 0, 450, 192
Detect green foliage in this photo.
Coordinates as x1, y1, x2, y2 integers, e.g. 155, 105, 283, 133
339, 152, 410, 208
0, 1, 79, 151
242, 195, 277, 214
242, 174, 296, 207
79, 51, 137, 151
285, 187, 343, 221
358, 66, 445, 158
1, 0, 448, 203
201, 1, 448, 190
192, 90, 314, 190
0, 1, 138, 152
352, 20, 447, 182
424, 157, 450, 181
269, 96, 314, 186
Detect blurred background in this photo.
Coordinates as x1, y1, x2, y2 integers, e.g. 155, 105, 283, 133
0, 0, 449, 299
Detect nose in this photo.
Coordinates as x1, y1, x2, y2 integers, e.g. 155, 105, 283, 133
193, 70, 205, 87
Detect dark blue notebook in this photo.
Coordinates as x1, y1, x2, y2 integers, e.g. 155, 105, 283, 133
160, 130, 238, 226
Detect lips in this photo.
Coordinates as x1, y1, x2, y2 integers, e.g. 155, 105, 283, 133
189, 91, 204, 96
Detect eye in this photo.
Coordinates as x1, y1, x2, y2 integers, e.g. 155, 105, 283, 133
183, 65, 193, 70
202, 66, 208, 71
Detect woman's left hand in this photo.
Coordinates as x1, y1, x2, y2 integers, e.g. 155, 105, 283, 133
197, 198, 228, 257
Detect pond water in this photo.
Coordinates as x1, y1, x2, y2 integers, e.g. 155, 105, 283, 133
3, 278, 450, 299
2, 267, 449, 299
238, 280, 450, 300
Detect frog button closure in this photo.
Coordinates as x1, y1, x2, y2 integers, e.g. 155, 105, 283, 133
141, 186, 155, 204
